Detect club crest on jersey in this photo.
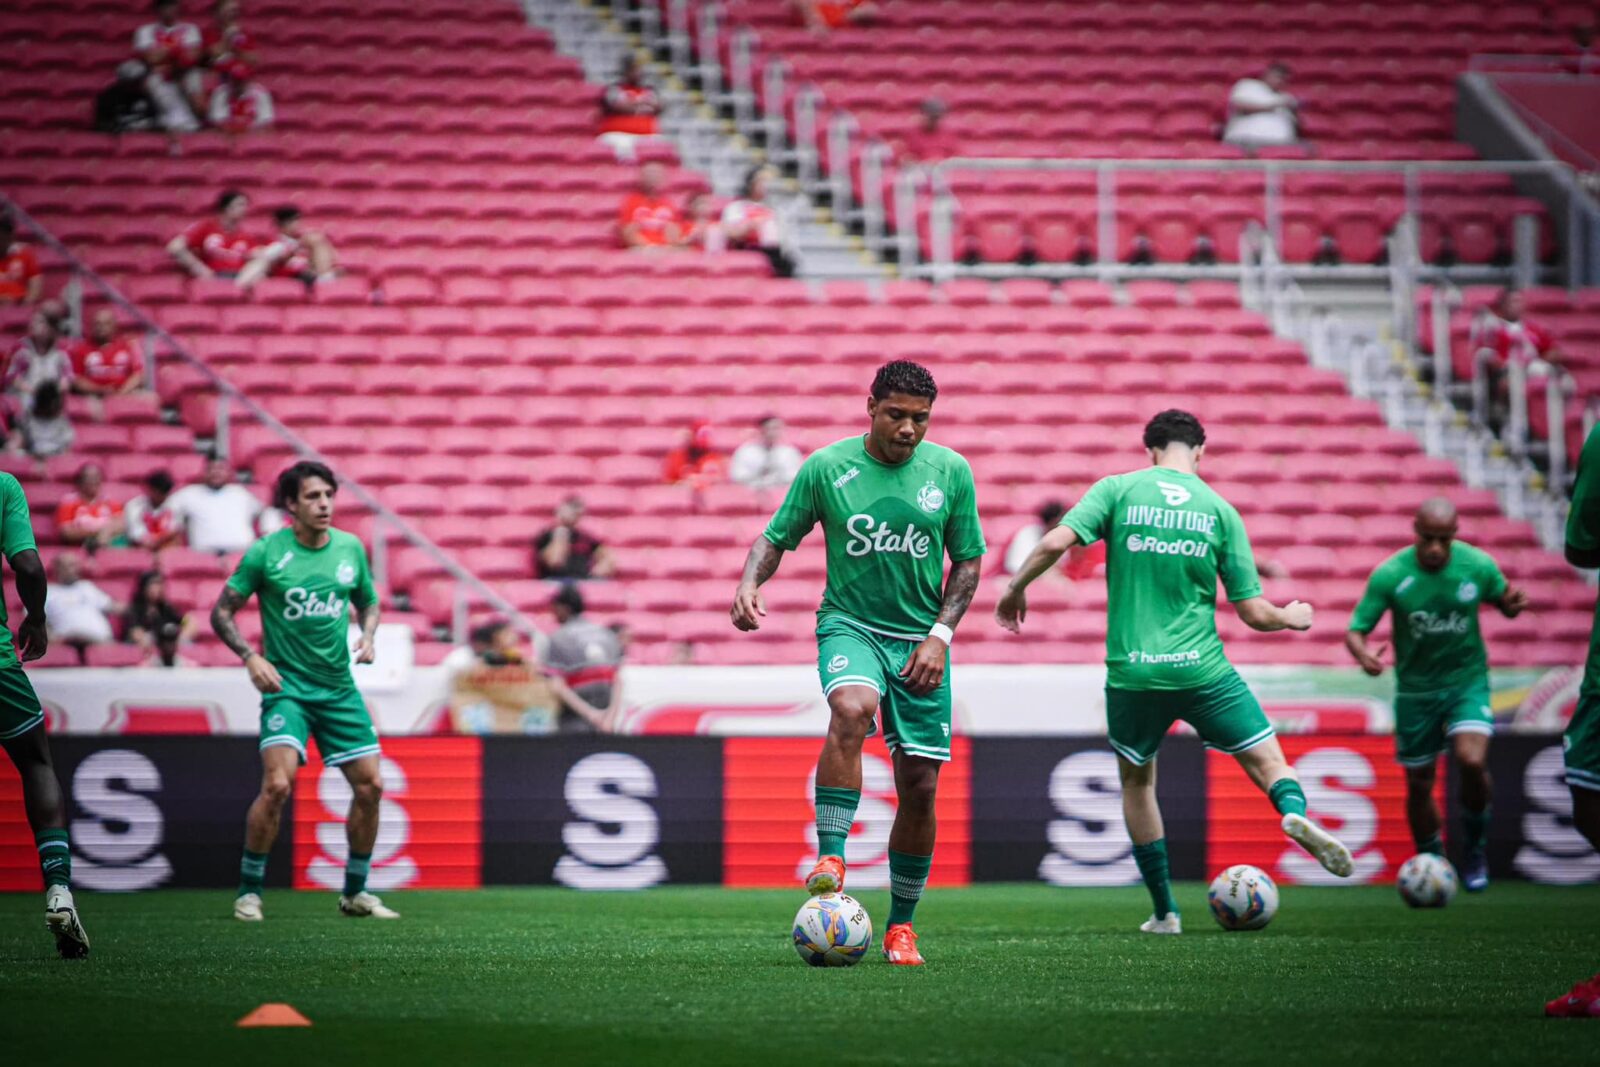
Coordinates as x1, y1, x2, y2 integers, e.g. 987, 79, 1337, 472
916, 482, 945, 513
1156, 481, 1191, 507
336, 561, 356, 586
827, 654, 849, 673
1457, 581, 1478, 602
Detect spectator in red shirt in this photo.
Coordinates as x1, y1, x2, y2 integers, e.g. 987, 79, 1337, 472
0, 215, 42, 306
134, 0, 205, 133
597, 55, 664, 163
236, 205, 337, 290
57, 463, 127, 553
125, 469, 182, 551
663, 421, 728, 489
683, 192, 726, 253
205, 2, 273, 135
897, 98, 962, 163
1470, 287, 1564, 373
723, 165, 795, 277
792, 0, 877, 32
70, 309, 146, 398
618, 163, 687, 250
167, 189, 260, 280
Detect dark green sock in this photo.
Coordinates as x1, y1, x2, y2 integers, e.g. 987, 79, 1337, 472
1268, 778, 1308, 819
1462, 806, 1490, 854
36, 829, 70, 889
813, 786, 860, 860
1416, 833, 1445, 856
1132, 839, 1179, 919
886, 850, 932, 926
239, 849, 268, 898
343, 852, 372, 898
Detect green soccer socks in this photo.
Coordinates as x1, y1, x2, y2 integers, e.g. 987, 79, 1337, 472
1132, 839, 1179, 919
1268, 778, 1309, 819
239, 849, 268, 898
36, 829, 70, 888
887, 850, 932, 927
343, 852, 372, 898
1416, 832, 1445, 856
1462, 805, 1491, 854
814, 786, 860, 860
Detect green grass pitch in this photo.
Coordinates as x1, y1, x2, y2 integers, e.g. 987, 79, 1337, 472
1, 884, 1597, 1066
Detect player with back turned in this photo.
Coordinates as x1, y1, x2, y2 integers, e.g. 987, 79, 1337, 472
1345, 497, 1528, 892
211, 460, 398, 922
730, 361, 986, 966
997, 410, 1353, 934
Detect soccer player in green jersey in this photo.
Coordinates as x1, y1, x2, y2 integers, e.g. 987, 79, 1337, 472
1345, 498, 1527, 892
0, 472, 89, 958
730, 361, 985, 966
211, 461, 398, 922
996, 410, 1353, 934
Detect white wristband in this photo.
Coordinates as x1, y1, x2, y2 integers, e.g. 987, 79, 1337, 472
928, 623, 954, 645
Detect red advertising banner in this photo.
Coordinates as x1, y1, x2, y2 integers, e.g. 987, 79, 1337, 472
0, 758, 34, 891
723, 735, 971, 888
291, 737, 483, 890
1206, 735, 1445, 885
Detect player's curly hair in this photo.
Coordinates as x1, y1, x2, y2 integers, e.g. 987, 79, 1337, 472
1143, 409, 1206, 450
275, 460, 338, 509
870, 360, 938, 402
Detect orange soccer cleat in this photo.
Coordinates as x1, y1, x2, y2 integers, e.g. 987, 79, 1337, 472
881, 923, 924, 966
804, 855, 846, 896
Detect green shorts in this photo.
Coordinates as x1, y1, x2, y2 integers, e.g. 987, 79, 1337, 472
1566, 691, 1600, 793
1105, 669, 1274, 766
816, 615, 951, 762
0, 664, 43, 742
259, 674, 380, 767
1393, 682, 1494, 768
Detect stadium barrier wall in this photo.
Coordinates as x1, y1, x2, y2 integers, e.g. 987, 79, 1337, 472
2, 735, 1594, 893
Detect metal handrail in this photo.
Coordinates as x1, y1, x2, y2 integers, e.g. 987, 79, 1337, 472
0, 194, 544, 648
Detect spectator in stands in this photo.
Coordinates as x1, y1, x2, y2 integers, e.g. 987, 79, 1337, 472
0, 215, 43, 306
791, 0, 877, 32
1004, 499, 1107, 584
597, 55, 663, 163
618, 162, 686, 251
723, 165, 795, 277
897, 98, 961, 163
534, 495, 616, 580
125, 469, 182, 551
663, 421, 728, 489
122, 570, 196, 667
1471, 287, 1564, 375
56, 463, 125, 554
4, 310, 73, 421
167, 189, 259, 280
70, 309, 146, 399
236, 206, 337, 290
134, 0, 206, 134
683, 192, 726, 253
203, 0, 271, 133
45, 553, 121, 659
1222, 62, 1300, 148
166, 454, 270, 554
10, 382, 73, 462
544, 583, 625, 733
95, 59, 160, 134
729, 415, 802, 490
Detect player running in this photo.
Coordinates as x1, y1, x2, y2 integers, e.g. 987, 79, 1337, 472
211, 460, 398, 922
1345, 498, 1527, 892
1547, 424, 1600, 1017
0, 472, 88, 959
730, 361, 985, 966
996, 410, 1353, 934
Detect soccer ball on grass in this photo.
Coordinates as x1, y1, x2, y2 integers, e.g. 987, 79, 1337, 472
1207, 864, 1280, 931
792, 893, 872, 967
1396, 853, 1458, 908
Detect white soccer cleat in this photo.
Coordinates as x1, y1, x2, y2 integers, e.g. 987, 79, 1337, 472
1140, 912, 1182, 935
234, 892, 264, 922
1282, 813, 1355, 878
339, 891, 400, 919
45, 885, 89, 959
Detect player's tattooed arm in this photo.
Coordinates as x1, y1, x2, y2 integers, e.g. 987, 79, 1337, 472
936, 557, 982, 629
731, 536, 784, 631
210, 586, 256, 660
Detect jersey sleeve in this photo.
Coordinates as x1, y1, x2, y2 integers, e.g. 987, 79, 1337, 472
1476, 549, 1509, 602
1348, 563, 1392, 634
224, 538, 266, 600
1216, 503, 1263, 602
1567, 425, 1600, 556
762, 456, 819, 551
0, 477, 36, 561
351, 543, 378, 610
944, 458, 987, 561
1060, 475, 1117, 546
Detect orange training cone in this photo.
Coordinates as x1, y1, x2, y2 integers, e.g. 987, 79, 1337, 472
237, 1003, 312, 1028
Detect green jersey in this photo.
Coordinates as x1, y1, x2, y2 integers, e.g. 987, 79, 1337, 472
0, 474, 36, 669
763, 435, 986, 639
225, 527, 377, 690
1348, 542, 1507, 694
1062, 467, 1261, 691
1566, 423, 1600, 699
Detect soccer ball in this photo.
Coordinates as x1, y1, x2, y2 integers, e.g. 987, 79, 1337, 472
1396, 853, 1458, 908
1207, 864, 1280, 931
792, 893, 872, 967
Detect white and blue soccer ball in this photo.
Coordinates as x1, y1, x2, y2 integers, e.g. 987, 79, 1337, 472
792, 893, 872, 967
1396, 853, 1458, 908
1207, 864, 1280, 931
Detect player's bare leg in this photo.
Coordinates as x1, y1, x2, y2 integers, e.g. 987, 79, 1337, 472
1403, 762, 1443, 855
236, 744, 298, 921
1117, 755, 1180, 934
806, 686, 875, 895
882, 752, 938, 965
1235, 739, 1354, 878
337, 755, 398, 918
1451, 732, 1492, 891
3, 726, 87, 958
